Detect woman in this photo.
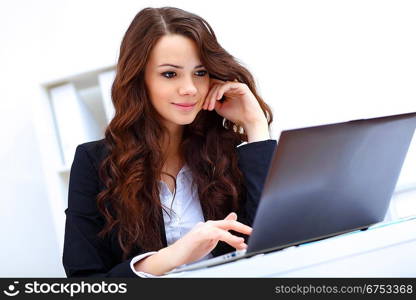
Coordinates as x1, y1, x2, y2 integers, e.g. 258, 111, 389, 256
63, 6, 276, 277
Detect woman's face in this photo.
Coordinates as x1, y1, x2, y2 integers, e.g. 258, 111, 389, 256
144, 34, 210, 132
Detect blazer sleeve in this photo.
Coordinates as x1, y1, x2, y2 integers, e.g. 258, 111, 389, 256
62, 144, 138, 278
236, 139, 277, 226
211, 139, 277, 257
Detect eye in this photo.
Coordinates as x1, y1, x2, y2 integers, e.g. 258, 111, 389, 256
195, 70, 208, 77
161, 71, 176, 79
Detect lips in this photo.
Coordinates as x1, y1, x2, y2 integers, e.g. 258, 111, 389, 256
172, 102, 197, 107
171, 102, 197, 112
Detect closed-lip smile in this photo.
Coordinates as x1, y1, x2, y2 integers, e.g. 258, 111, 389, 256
171, 102, 197, 112
172, 102, 197, 107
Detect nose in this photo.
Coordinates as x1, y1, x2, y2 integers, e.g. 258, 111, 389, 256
178, 76, 197, 96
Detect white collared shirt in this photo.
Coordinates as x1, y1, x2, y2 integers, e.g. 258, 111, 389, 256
130, 164, 213, 277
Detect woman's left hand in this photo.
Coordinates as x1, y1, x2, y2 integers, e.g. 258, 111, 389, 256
202, 78, 267, 128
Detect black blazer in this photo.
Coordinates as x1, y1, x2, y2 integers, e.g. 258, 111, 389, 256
63, 139, 276, 277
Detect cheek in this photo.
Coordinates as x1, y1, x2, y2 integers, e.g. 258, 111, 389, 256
149, 80, 174, 106
198, 80, 210, 99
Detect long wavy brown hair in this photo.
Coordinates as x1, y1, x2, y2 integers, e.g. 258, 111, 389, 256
96, 6, 274, 260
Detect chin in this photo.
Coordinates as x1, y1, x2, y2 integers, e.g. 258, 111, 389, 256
176, 116, 197, 125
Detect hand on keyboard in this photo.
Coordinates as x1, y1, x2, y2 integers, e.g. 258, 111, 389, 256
167, 212, 252, 268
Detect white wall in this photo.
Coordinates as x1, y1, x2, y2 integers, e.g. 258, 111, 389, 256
1, 0, 415, 276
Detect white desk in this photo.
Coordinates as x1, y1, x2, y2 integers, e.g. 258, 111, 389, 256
163, 216, 416, 277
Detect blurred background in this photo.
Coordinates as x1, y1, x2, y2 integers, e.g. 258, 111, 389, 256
0, 0, 415, 277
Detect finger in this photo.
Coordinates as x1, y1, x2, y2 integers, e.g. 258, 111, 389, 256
202, 85, 215, 110
224, 212, 237, 221
216, 82, 241, 103
209, 84, 222, 110
203, 83, 219, 110
213, 227, 246, 249
211, 219, 253, 235
235, 242, 248, 250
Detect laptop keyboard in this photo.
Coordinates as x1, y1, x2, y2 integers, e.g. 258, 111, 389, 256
166, 249, 247, 274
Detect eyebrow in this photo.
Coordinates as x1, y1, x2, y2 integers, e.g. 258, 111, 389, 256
157, 64, 204, 69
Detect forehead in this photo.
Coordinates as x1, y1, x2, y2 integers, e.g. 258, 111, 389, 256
147, 34, 201, 66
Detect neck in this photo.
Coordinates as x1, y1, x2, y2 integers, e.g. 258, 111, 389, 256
162, 123, 184, 162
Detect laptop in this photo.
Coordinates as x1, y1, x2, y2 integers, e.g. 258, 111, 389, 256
166, 111, 416, 274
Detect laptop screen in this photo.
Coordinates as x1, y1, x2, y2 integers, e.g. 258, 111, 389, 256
247, 112, 416, 255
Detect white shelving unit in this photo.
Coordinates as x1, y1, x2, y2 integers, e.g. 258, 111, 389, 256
37, 65, 116, 255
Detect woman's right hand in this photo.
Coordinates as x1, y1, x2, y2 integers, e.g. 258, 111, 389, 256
167, 212, 252, 268
133, 212, 252, 275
